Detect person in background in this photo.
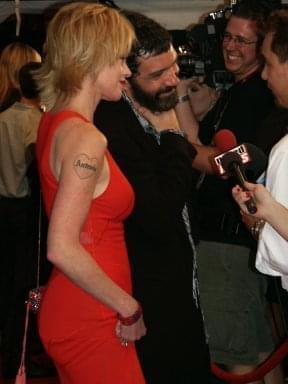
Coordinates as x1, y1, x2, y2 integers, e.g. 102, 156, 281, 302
95, 10, 211, 384
35, 3, 146, 384
0, 60, 42, 378
0, 42, 41, 112
233, 8, 288, 295
176, 1, 284, 382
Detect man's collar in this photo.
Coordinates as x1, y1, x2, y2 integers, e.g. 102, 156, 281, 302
122, 92, 160, 139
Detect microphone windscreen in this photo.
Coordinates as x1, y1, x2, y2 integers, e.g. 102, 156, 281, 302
221, 151, 242, 173
214, 129, 237, 152
243, 143, 268, 181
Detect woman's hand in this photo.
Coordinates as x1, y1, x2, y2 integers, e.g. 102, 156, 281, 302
187, 81, 219, 121
233, 183, 269, 240
233, 182, 288, 242
232, 182, 273, 220
240, 211, 258, 231
115, 316, 146, 346
176, 77, 197, 100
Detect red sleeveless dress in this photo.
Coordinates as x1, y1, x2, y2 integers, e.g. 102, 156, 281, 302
36, 111, 145, 384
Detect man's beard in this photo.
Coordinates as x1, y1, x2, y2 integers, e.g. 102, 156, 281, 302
129, 78, 178, 112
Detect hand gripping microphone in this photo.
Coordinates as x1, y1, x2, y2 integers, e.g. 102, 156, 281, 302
213, 130, 268, 214
221, 151, 258, 214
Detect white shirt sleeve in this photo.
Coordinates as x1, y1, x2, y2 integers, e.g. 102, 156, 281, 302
256, 134, 288, 290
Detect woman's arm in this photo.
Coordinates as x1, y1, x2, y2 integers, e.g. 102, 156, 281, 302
175, 80, 220, 172
175, 79, 201, 144
47, 120, 146, 341
175, 79, 219, 140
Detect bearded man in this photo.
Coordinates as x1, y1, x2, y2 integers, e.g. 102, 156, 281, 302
94, 10, 211, 384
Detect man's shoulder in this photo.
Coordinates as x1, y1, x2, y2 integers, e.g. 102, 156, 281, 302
271, 133, 288, 155
96, 98, 131, 120
233, 72, 270, 94
229, 72, 274, 115
95, 97, 139, 136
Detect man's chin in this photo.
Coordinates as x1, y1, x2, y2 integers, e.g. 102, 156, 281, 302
129, 82, 177, 112
136, 97, 177, 113
158, 97, 178, 111
224, 61, 240, 74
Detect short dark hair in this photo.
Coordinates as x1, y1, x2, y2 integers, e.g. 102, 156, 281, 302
232, 0, 282, 44
266, 9, 288, 63
19, 61, 41, 99
121, 10, 172, 75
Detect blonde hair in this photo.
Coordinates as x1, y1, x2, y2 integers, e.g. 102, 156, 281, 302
37, 2, 135, 110
0, 42, 41, 110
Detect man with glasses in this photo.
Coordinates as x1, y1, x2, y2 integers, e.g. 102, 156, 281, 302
222, 31, 259, 46
95, 10, 212, 384
184, 0, 283, 381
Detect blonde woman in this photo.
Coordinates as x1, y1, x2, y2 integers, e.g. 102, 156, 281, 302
0, 42, 41, 111
36, 3, 146, 383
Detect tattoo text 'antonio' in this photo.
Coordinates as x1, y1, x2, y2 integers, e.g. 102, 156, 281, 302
73, 153, 98, 179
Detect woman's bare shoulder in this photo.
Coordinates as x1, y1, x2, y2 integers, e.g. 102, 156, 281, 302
56, 118, 107, 156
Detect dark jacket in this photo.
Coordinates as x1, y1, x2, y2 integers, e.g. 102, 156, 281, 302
94, 97, 210, 371
198, 72, 275, 246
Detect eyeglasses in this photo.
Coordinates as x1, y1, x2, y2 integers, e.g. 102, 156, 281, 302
222, 32, 258, 47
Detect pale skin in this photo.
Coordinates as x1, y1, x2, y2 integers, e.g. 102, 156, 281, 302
174, 81, 220, 172
175, 78, 201, 143
176, 77, 220, 124
233, 181, 288, 241
47, 61, 146, 345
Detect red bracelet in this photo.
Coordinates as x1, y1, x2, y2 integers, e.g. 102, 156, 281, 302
117, 304, 142, 326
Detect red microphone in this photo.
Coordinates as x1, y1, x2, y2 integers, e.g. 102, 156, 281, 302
213, 130, 252, 176
213, 129, 237, 152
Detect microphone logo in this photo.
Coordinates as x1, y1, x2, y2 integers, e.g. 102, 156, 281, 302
214, 144, 251, 175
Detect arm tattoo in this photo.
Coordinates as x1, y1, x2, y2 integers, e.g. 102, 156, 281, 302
73, 153, 98, 179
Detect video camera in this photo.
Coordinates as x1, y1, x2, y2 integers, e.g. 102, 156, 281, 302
176, 0, 282, 88
175, 0, 240, 89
